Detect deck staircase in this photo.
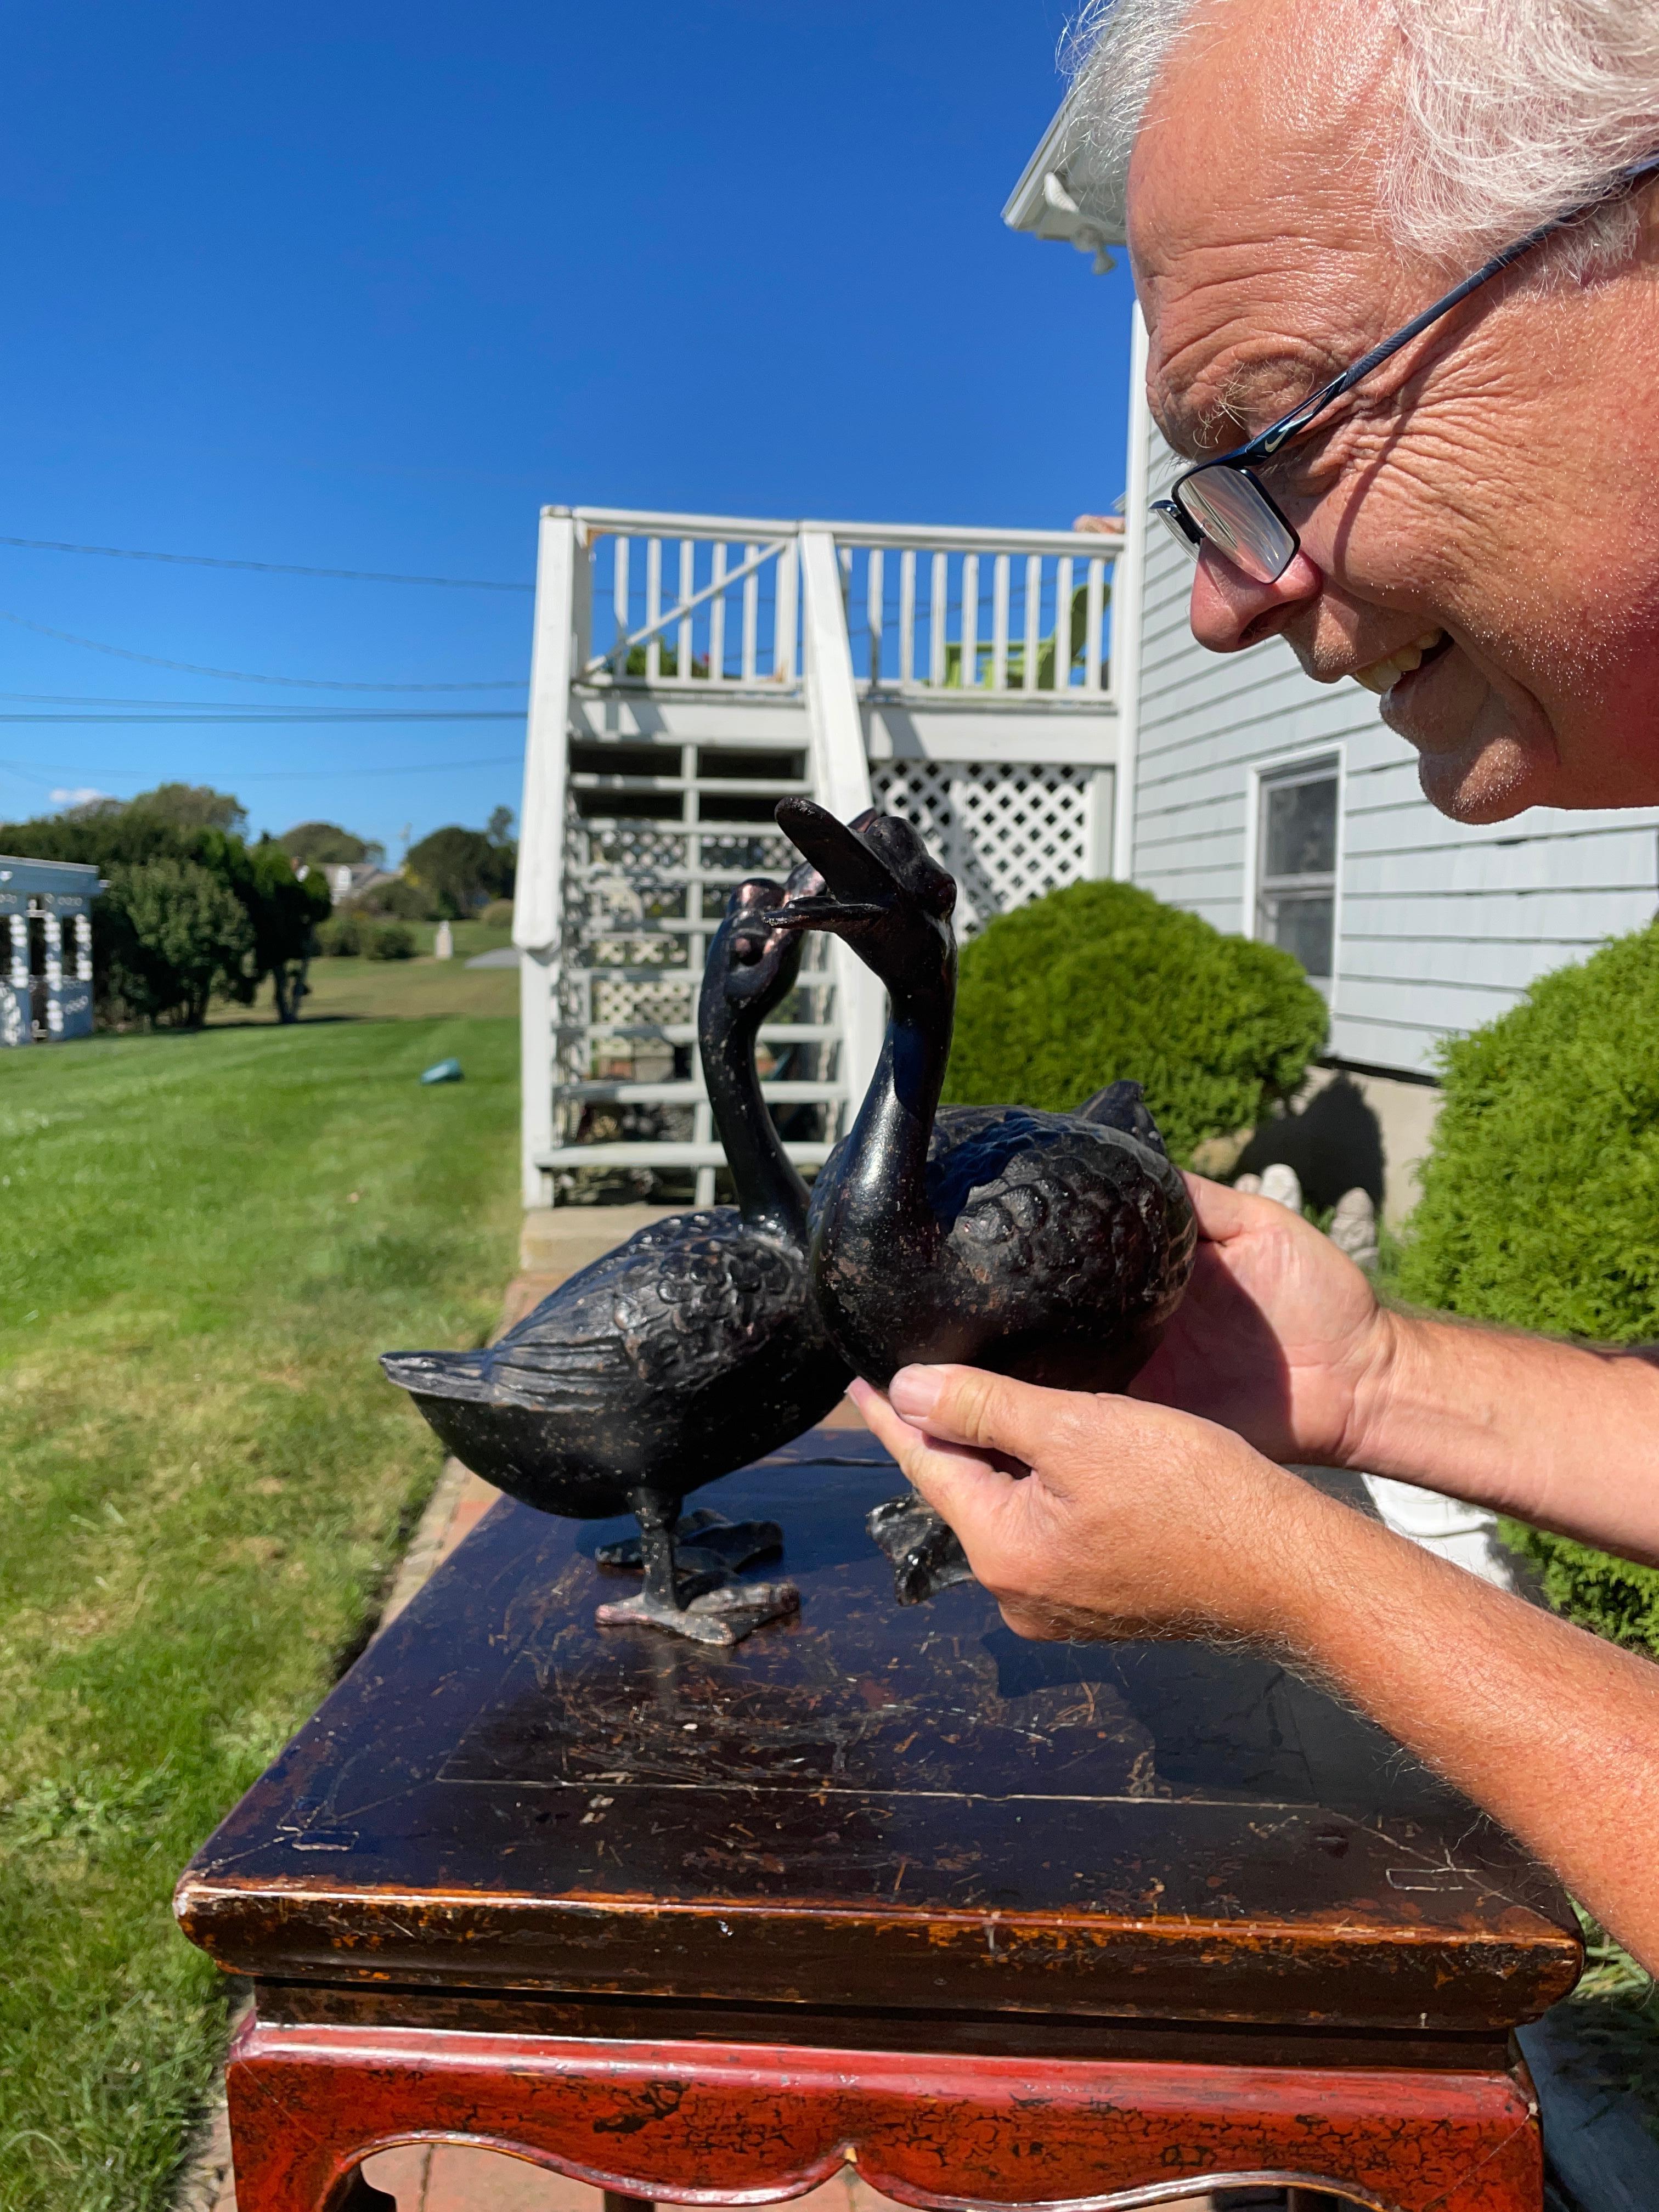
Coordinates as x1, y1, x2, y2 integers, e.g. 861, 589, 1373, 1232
514, 507, 1122, 1210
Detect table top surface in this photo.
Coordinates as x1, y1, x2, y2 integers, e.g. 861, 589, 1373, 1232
178, 1433, 1578, 2038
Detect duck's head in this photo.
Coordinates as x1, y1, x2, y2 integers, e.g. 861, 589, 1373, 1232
765, 798, 956, 998
707, 860, 822, 1019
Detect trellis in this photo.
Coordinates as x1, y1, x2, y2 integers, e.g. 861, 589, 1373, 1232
868, 762, 1099, 936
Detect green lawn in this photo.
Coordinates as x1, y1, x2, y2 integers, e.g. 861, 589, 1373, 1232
413, 918, 514, 961
0, 1016, 519, 2211
212, 921, 518, 1025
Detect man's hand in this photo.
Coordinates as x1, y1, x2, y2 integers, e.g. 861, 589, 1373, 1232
850, 1359, 1659, 1976
1130, 1173, 1397, 1466
850, 1363, 1318, 1646
1135, 1176, 1659, 1557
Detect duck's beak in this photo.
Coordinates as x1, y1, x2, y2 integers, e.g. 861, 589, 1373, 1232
757, 893, 886, 938
778, 796, 902, 907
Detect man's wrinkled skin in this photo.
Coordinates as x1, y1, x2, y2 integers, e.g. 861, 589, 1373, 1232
856, 0, 1659, 1976
1132, 0, 1659, 823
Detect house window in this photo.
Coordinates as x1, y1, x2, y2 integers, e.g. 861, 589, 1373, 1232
1256, 758, 1339, 983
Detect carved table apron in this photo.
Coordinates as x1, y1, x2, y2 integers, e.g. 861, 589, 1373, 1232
175, 1432, 1579, 2212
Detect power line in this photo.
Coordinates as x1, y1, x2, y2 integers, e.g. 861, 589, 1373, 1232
0, 533, 533, 593
213, 755, 524, 782
0, 709, 523, 723
0, 691, 526, 712
0, 753, 523, 785
0, 608, 526, 691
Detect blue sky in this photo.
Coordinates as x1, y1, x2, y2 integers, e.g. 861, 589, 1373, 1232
0, 2, 1136, 855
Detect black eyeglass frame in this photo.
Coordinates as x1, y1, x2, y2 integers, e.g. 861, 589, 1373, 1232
1152, 149, 1659, 584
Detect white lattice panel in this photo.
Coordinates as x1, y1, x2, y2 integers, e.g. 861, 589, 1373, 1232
590, 975, 696, 1029
575, 826, 686, 874
869, 761, 1094, 933
583, 934, 689, 970
697, 831, 797, 878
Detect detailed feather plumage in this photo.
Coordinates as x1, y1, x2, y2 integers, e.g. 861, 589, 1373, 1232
380, 876, 848, 1580
380, 1207, 834, 1519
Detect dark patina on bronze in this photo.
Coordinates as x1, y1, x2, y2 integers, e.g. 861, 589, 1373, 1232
380, 871, 848, 1645
765, 800, 1198, 1601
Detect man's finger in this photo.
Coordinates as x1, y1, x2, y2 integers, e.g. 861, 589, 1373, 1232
888, 1363, 1080, 1471
1182, 1170, 1262, 1245
1183, 1169, 1320, 1252
849, 1380, 1017, 1535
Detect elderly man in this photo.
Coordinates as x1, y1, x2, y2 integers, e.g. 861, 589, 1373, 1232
855, 0, 1659, 1972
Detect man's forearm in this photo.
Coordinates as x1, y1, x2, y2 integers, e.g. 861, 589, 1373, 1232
1353, 1308, 1659, 1565
1275, 1495, 1659, 1971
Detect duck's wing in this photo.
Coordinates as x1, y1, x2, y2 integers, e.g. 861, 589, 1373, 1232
381, 1208, 802, 1414
928, 1105, 1192, 1289
602, 1210, 805, 1393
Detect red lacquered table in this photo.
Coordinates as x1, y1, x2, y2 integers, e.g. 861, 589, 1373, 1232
174, 1432, 1579, 2212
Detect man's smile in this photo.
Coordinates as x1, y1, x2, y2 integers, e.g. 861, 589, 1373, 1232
1351, 627, 1452, 695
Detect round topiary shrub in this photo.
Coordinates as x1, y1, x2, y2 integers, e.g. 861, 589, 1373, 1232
1397, 921, 1659, 1653
363, 919, 416, 961
314, 912, 362, 957
941, 879, 1329, 1165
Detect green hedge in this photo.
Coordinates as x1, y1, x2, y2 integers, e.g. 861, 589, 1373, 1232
315, 914, 416, 961
1398, 922, 1659, 1654
942, 879, 1329, 1165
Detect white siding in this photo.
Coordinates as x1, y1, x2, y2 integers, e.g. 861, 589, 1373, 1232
1123, 384, 1659, 1076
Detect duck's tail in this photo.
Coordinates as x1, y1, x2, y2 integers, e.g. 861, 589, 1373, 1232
1074, 1077, 1168, 1155
380, 1348, 496, 1403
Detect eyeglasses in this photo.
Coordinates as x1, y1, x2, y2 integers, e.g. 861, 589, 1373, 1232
1152, 150, 1659, 585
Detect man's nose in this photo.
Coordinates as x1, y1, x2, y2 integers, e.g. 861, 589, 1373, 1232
1188, 543, 1322, 652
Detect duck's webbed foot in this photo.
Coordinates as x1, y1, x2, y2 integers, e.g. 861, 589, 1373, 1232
595, 1578, 800, 1646
867, 1492, 975, 1605
595, 1492, 798, 1647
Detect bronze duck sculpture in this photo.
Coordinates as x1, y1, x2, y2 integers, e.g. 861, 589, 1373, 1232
765, 799, 1197, 1599
380, 869, 850, 1645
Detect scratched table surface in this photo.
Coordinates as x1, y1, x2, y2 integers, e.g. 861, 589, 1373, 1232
178, 1434, 1578, 2059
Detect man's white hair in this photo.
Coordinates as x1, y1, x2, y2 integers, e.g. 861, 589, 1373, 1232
1068, 0, 1659, 274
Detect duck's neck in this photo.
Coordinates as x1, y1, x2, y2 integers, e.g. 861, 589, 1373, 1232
831, 956, 956, 1257
700, 994, 809, 1244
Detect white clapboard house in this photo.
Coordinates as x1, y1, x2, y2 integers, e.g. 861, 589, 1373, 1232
1006, 93, 1659, 1212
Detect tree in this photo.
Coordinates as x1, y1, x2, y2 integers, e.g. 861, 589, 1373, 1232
405, 822, 516, 918
127, 783, 248, 833
278, 820, 386, 868
100, 859, 255, 1028
221, 838, 332, 1022
0, 807, 330, 1026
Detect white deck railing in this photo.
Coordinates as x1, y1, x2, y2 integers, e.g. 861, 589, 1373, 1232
835, 523, 1115, 698
567, 506, 1120, 703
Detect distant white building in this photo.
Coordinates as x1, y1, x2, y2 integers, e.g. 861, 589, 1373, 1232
296, 859, 400, 906
1007, 97, 1659, 1210
0, 854, 97, 1047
